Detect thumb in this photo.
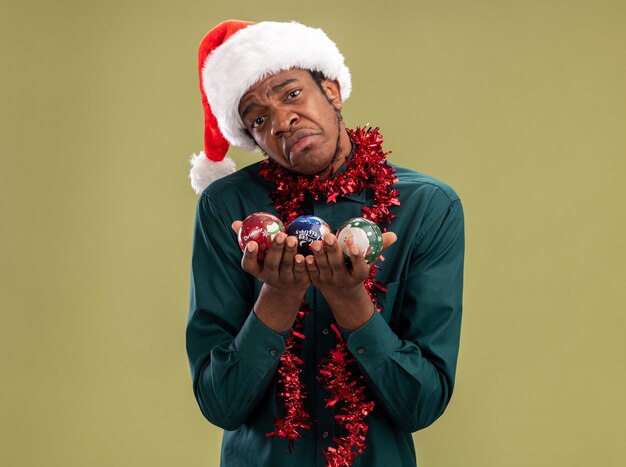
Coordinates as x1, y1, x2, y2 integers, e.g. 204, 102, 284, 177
231, 220, 243, 235
382, 231, 397, 250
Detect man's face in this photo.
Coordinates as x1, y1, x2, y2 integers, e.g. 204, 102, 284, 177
238, 68, 350, 179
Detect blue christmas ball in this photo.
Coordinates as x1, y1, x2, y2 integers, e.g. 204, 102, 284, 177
286, 215, 332, 256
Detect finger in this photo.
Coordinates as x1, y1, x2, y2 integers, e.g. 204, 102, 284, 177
305, 254, 319, 281
348, 240, 370, 281
279, 236, 298, 278
231, 220, 243, 234
382, 231, 397, 250
241, 241, 262, 276
293, 254, 309, 283
323, 234, 345, 272
311, 240, 331, 280
263, 232, 287, 276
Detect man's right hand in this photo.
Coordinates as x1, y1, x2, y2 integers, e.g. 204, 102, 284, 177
232, 220, 310, 292
232, 220, 310, 332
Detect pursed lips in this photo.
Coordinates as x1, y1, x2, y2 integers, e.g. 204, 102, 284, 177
283, 129, 319, 162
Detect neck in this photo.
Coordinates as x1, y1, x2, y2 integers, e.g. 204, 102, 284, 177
319, 125, 352, 181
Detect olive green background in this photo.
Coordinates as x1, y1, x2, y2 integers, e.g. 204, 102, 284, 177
1, 0, 624, 466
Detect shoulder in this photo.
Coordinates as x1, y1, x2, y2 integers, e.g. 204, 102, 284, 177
390, 163, 461, 219
388, 163, 463, 243
198, 161, 273, 215
200, 161, 270, 202
390, 165, 464, 251
195, 161, 276, 224
391, 163, 460, 204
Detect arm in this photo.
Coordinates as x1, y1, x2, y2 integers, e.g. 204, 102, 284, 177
345, 197, 465, 432
186, 194, 304, 430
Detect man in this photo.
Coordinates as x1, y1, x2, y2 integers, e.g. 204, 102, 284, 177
186, 20, 464, 467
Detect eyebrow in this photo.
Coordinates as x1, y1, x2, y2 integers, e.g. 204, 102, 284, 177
240, 102, 259, 122
240, 79, 299, 122
270, 78, 298, 94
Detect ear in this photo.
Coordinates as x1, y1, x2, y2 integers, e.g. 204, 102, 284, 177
321, 79, 343, 111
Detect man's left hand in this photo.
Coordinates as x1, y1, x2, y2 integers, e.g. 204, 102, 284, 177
305, 232, 397, 330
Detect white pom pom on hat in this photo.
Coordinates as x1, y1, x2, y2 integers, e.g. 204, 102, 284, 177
189, 20, 352, 194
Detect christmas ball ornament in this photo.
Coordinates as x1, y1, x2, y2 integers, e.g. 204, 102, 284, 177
336, 217, 383, 264
286, 215, 332, 256
238, 212, 285, 260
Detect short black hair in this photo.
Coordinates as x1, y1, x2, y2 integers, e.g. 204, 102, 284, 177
308, 70, 332, 102
308, 69, 342, 120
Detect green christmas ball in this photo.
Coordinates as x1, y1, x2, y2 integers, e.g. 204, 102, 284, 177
336, 217, 383, 264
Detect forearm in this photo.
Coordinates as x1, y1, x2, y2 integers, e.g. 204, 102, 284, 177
189, 309, 287, 430
192, 285, 304, 429
320, 281, 451, 431
343, 311, 458, 432
322, 283, 374, 330
254, 283, 307, 332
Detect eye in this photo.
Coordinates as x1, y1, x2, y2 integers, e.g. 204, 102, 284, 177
287, 89, 301, 99
251, 116, 265, 129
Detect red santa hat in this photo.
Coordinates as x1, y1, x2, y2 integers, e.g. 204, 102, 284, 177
189, 20, 352, 193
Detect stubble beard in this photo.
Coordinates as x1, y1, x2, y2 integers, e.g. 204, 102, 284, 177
329, 110, 344, 169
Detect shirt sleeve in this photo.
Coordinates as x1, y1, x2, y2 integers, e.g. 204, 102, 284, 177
344, 195, 465, 432
186, 193, 287, 431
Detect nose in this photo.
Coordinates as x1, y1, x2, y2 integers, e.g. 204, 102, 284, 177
270, 106, 298, 137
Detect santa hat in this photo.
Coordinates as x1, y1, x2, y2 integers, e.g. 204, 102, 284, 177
189, 20, 352, 194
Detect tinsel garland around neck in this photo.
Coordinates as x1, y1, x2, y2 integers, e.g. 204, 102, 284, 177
259, 126, 399, 226
260, 127, 400, 467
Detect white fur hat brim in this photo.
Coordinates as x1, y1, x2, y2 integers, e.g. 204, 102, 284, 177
201, 21, 351, 151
